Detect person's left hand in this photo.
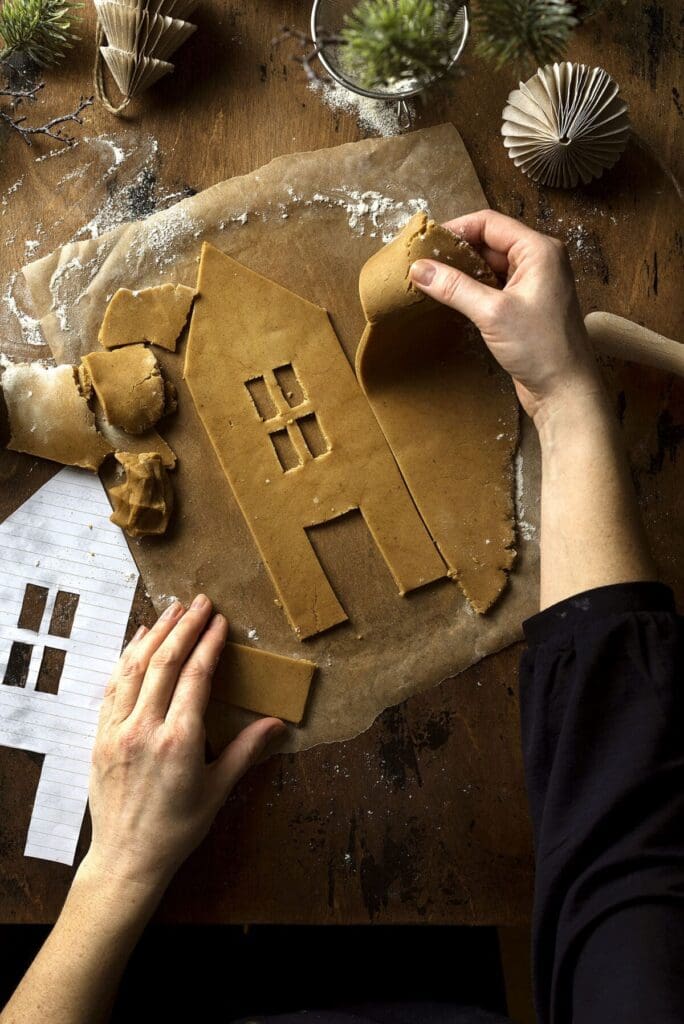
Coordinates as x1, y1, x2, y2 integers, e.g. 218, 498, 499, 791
82, 596, 285, 897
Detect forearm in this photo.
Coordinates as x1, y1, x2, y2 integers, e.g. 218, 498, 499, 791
535, 383, 656, 609
0, 855, 162, 1024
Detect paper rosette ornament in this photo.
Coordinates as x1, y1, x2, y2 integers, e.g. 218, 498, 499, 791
94, 0, 198, 115
501, 62, 630, 189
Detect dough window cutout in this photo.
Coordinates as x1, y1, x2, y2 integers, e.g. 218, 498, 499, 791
2, 585, 78, 692
273, 363, 306, 408
270, 427, 301, 472
268, 412, 330, 473
245, 375, 278, 421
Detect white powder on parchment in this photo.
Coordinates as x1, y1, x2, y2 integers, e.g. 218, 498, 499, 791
136, 205, 204, 269
281, 184, 428, 241
3, 273, 44, 347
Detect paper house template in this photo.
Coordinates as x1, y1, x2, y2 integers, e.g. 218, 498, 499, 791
0, 467, 139, 865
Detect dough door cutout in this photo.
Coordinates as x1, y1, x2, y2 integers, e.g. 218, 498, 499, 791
356, 213, 518, 614
185, 242, 447, 640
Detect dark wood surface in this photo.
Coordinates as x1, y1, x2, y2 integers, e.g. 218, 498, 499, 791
0, 0, 682, 924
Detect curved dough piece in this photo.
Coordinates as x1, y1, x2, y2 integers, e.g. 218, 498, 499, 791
80, 344, 168, 435
2, 362, 112, 471
108, 451, 174, 537
356, 212, 518, 614
98, 283, 196, 352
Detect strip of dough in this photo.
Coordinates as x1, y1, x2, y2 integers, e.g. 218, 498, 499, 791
99, 284, 196, 352
356, 213, 518, 613
2, 362, 112, 471
209, 643, 317, 726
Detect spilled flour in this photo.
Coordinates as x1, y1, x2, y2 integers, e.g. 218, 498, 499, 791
309, 78, 415, 137
231, 185, 429, 243
514, 449, 536, 541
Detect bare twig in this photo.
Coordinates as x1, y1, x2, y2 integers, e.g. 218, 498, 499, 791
0, 86, 92, 146
272, 25, 344, 82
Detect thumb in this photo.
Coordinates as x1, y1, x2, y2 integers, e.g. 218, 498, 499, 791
410, 259, 498, 328
211, 717, 286, 799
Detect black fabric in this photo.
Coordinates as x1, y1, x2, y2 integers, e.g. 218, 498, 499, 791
233, 582, 684, 1024
233, 1007, 510, 1024
520, 581, 684, 1024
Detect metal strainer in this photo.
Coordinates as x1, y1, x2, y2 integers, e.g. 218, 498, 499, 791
310, 0, 469, 124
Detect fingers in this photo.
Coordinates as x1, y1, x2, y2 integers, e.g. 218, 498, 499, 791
409, 259, 500, 327
98, 625, 148, 730
210, 717, 286, 799
134, 595, 214, 720
167, 612, 229, 724
443, 208, 540, 256
111, 604, 184, 720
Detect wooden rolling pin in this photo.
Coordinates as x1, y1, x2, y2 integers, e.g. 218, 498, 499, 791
585, 311, 684, 379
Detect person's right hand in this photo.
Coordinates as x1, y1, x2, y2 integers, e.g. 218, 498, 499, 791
409, 209, 602, 427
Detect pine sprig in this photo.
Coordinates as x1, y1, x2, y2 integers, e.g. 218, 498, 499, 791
340, 0, 466, 91
0, 0, 82, 67
472, 0, 577, 69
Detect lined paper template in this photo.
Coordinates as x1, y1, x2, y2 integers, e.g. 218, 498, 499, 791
0, 467, 139, 865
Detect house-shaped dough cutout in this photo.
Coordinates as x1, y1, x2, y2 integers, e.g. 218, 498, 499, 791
185, 243, 446, 640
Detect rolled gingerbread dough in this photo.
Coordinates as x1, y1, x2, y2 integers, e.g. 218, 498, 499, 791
99, 283, 196, 352
81, 344, 169, 435
356, 213, 518, 613
1, 361, 112, 471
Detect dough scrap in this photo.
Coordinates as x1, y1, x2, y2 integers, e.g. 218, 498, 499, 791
81, 344, 170, 435
1, 361, 112, 471
208, 643, 317, 728
356, 212, 518, 614
108, 451, 174, 537
185, 242, 446, 640
99, 284, 196, 352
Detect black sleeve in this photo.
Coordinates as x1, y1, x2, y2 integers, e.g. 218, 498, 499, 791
519, 582, 684, 1024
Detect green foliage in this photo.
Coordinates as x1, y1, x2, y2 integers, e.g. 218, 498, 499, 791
0, 0, 81, 67
340, 0, 466, 91
472, 0, 577, 68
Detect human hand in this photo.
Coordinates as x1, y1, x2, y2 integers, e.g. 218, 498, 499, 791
409, 209, 602, 426
82, 596, 285, 898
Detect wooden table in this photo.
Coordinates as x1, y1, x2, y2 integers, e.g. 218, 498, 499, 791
0, 0, 681, 925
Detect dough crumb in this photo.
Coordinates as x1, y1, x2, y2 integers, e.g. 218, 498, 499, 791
108, 451, 174, 537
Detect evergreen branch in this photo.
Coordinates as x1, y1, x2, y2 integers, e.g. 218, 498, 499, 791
472, 0, 577, 69
0, 0, 82, 67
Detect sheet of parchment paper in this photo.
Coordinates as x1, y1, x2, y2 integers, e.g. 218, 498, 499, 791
22, 123, 541, 753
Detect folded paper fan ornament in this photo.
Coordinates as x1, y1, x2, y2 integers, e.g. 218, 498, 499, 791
94, 0, 198, 115
501, 62, 630, 189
